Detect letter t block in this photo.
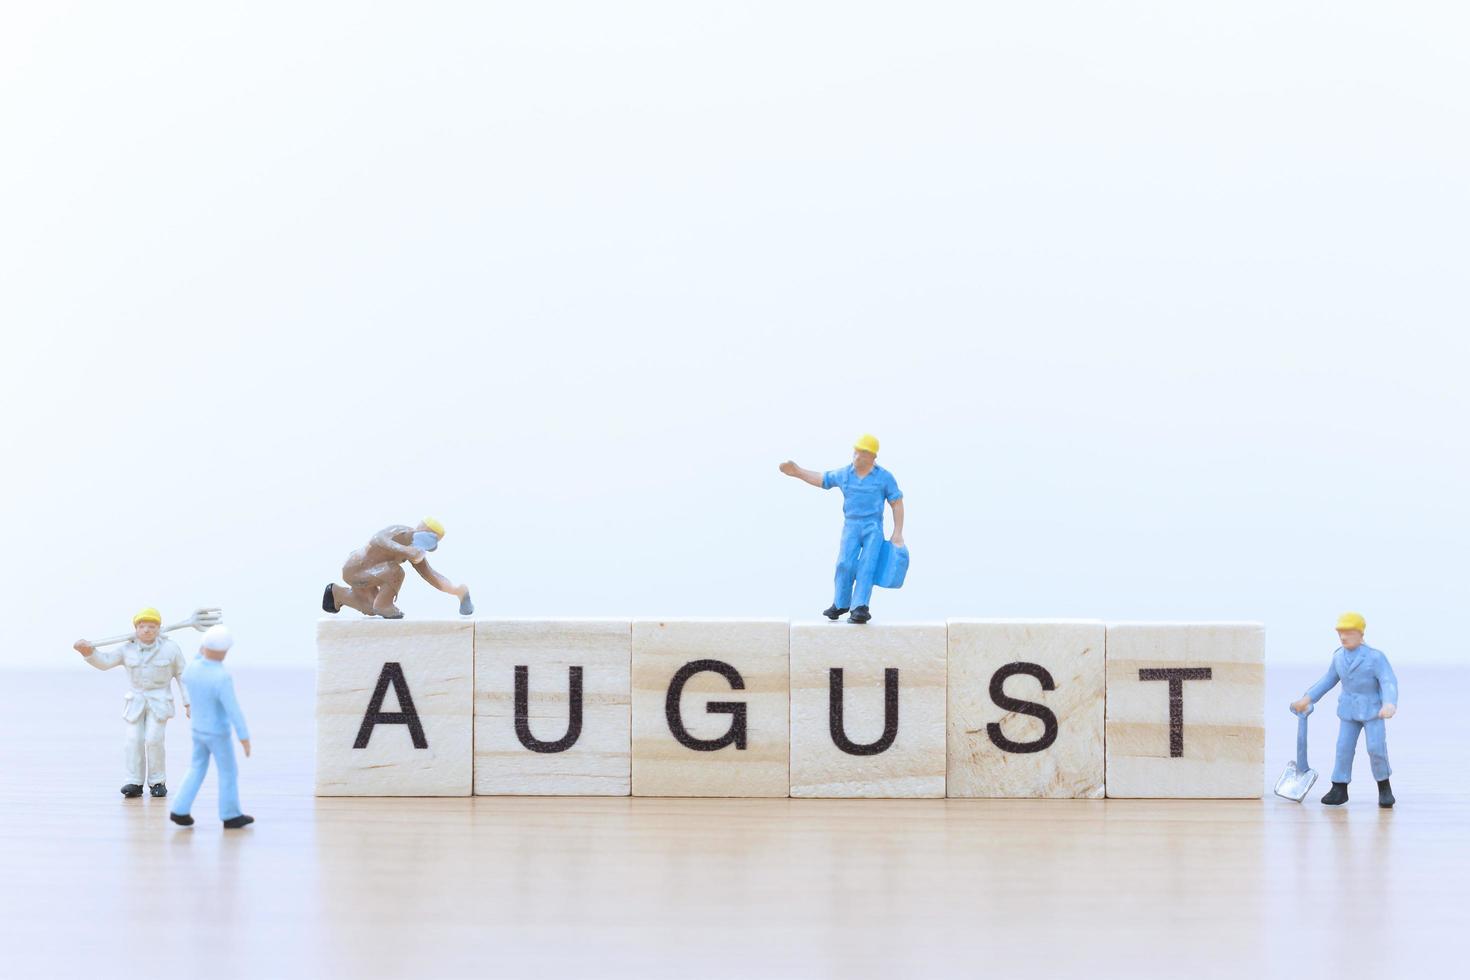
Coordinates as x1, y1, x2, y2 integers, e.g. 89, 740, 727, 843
316, 619, 473, 796
1104, 622, 1264, 798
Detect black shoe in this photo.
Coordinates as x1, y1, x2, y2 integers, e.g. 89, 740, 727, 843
322, 583, 339, 614
120, 783, 144, 798
1377, 778, 1395, 808
822, 605, 849, 621
1321, 782, 1349, 806
223, 814, 255, 830
169, 812, 194, 827
847, 605, 872, 624
150, 783, 167, 798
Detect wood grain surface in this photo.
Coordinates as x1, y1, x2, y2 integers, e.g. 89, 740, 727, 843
2, 665, 1463, 978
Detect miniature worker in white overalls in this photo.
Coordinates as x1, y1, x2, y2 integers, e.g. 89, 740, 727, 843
73, 607, 190, 798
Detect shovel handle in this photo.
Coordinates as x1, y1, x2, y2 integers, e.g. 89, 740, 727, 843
89, 620, 197, 648
1294, 707, 1311, 772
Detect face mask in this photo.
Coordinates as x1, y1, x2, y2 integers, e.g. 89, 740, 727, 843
412, 531, 440, 552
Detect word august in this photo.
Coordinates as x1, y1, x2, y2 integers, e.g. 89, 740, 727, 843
316, 619, 1265, 799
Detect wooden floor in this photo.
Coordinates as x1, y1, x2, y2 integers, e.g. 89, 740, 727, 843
2, 666, 1464, 978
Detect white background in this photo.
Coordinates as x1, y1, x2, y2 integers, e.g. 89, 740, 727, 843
2, 3, 1465, 667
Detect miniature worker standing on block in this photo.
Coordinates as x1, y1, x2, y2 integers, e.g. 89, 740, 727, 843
323, 518, 473, 619
170, 625, 254, 829
780, 434, 904, 624
1291, 612, 1398, 808
73, 607, 190, 799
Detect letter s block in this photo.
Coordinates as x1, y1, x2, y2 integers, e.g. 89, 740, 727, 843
789, 622, 947, 798
474, 620, 631, 796
946, 620, 1105, 799
316, 619, 473, 796
1105, 622, 1264, 798
631, 620, 789, 797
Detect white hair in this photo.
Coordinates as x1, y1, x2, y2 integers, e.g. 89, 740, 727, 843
201, 624, 234, 652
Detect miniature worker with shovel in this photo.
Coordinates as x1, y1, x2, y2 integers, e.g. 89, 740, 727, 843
323, 518, 473, 619
780, 434, 905, 624
1290, 612, 1399, 808
72, 606, 223, 798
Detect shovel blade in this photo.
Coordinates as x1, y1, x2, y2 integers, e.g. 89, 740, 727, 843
1273, 760, 1318, 802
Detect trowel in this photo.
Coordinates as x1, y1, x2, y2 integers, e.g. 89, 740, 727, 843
1273, 703, 1318, 802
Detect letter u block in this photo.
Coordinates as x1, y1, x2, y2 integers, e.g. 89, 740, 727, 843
946, 620, 1105, 798
1104, 622, 1265, 798
789, 623, 947, 797
315, 619, 473, 796
474, 620, 631, 795
631, 620, 789, 797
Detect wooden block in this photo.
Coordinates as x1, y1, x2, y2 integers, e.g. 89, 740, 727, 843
315, 619, 473, 796
1105, 622, 1264, 798
946, 620, 1105, 799
473, 620, 631, 796
789, 623, 947, 798
631, 620, 789, 797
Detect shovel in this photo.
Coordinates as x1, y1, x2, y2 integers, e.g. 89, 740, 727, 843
1273, 703, 1318, 802
90, 607, 225, 647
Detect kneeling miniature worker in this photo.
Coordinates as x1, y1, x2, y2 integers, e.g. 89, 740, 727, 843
780, 434, 904, 624
73, 607, 190, 799
170, 625, 254, 829
323, 518, 473, 618
1291, 612, 1399, 808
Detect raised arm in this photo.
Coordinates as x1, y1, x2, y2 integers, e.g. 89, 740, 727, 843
779, 460, 825, 488
371, 527, 419, 561
73, 640, 123, 670
411, 558, 468, 598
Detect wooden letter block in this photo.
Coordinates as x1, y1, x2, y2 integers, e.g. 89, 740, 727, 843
1105, 622, 1264, 798
316, 619, 473, 796
474, 620, 631, 796
789, 623, 947, 798
946, 620, 1105, 799
631, 620, 789, 797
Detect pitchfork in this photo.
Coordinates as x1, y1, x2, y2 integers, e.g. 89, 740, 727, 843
89, 607, 225, 647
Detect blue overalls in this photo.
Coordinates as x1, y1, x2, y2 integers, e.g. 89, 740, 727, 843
170, 657, 251, 821
1304, 643, 1397, 784
822, 463, 902, 609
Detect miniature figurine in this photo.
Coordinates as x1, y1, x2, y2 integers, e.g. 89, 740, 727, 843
323, 518, 474, 619
779, 434, 905, 624
1290, 612, 1398, 808
72, 606, 218, 798
169, 625, 253, 829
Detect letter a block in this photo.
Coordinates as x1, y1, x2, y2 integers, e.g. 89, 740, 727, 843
474, 620, 631, 796
631, 620, 789, 797
1105, 622, 1264, 798
316, 619, 473, 796
789, 623, 947, 798
946, 620, 1105, 799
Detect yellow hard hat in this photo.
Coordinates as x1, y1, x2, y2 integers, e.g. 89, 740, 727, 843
853, 434, 880, 456
422, 517, 446, 538
132, 607, 163, 626
1335, 611, 1366, 632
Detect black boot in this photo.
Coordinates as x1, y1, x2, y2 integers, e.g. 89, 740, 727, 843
1377, 778, 1395, 808
322, 583, 340, 614
822, 605, 849, 621
1321, 782, 1349, 806
223, 814, 255, 830
120, 783, 144, 798
847, 605, 872, 624
150, 783, 168, 798
169, 812, 194, 827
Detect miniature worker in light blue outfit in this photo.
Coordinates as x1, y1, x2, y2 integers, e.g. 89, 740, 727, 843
1291, 612, 1398, 808
779, 434, 904, 624
169, 625, 255, 829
